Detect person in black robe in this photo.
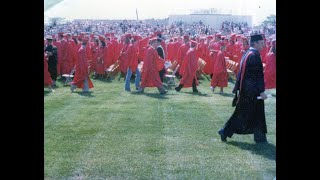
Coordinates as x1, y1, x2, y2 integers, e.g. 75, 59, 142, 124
44, 36, 58, 87
156, 38, 166, 82
218, 34, 269, 143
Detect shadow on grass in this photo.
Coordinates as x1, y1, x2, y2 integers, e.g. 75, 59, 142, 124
74, 91, 95, 97
44, 90, 53, 96
57, 77, 65, 82
227, 141, 276, 161
228, 78, 236, 84
200, 74, 211, 81
215, 92, 235, 97
131, 92, 169, 99
182, 91, 211, 97
93, 78, 113, 83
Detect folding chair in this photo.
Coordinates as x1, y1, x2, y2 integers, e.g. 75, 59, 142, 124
227, 61, 238, 80
62, 65, 76, 86
105, 60, 120, 79
165, 64, 180, 88
166, 60, 177, 74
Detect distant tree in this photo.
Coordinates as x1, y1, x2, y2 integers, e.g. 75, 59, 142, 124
262, 15, 276, 26
48, 17, 66, 27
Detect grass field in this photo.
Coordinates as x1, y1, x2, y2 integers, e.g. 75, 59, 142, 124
44, 0, 64, 11
44, 74, 276, 179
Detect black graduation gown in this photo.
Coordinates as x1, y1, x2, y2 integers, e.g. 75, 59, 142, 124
44, 45, 58, 81
157, 46, 165, 82
223, 48, 267, 138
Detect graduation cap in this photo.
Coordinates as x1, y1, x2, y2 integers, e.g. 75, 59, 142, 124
99, 35, 105, 41
132, 35, 142, 41
215, 33, 222, 38
125, 33, 132, 39
250, 34, 264, 43
207, 35, 213, 39
149, 37, 158, 43
154, 31, 162, 35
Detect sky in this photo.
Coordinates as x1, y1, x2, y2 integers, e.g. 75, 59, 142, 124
44, 0, 276, 25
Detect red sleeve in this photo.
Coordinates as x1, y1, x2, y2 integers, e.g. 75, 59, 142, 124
78, 49, 87, 77
128, 45, 135, 70
214, 52, 225, 73
190, 51, 198, 75
177, 44, 183, 64
144, 48, 153, 72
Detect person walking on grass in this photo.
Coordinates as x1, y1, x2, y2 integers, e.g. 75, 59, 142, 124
210, 42, 228, 94
175, 41, 199, 93
218, 34, 268, 144
138, 38, 167, 94
70, 36, 94, 93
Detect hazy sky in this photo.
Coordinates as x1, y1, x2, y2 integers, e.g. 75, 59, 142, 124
44, 0, 276, 25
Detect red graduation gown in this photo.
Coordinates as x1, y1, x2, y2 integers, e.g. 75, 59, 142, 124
70, 46, 94, 89
210, 51, 228, 87
140, 46, 163, 88
264, 52, 276, 89
44, 53, 53, 86
179, 48, 199, 87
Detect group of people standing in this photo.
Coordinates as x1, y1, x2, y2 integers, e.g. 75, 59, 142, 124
44, 27, 276, 144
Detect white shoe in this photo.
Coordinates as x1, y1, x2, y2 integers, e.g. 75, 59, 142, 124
49, 87, 55, 92
137, 88, 144, 93
210, 86, 215, 92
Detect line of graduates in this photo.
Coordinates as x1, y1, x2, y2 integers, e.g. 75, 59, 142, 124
44, 30, 276, 93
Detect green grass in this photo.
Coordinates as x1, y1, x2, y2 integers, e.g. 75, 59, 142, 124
44, 0, 64, 11
44, 75, 276, 179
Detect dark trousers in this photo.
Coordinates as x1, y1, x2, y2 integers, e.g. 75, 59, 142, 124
48, 67, 57, 81
176, 78, 198, 92
159, 68, 166, 82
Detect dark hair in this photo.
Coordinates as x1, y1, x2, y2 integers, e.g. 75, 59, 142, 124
271, 46, 276, 56
101, 40, 106, 48
94, 38, 99, 46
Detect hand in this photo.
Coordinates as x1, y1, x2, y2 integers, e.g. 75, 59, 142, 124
260, 92, 268, 100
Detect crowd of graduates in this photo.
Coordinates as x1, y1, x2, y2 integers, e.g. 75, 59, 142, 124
44, 19, 276, 93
